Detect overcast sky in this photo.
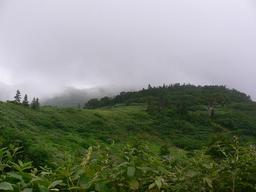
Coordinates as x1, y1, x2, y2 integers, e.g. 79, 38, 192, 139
0, 0, 256, 100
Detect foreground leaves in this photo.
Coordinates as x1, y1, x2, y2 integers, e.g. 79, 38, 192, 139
0, 137, 255, 191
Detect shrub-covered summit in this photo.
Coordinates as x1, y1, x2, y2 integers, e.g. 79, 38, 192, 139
84, 84, 251, 109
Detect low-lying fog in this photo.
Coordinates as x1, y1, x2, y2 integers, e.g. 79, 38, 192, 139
1, 0, 256, 102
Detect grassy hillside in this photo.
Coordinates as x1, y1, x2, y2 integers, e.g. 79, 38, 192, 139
0, 85, 256, 191
0, 102, 178, 166
1, 85, 256, 165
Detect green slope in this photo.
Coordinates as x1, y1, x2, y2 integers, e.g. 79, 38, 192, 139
1, 85, 256, 191
1, 96, 256, 166
0, 103, 173, 166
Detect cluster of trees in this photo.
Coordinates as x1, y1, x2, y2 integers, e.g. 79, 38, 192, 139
84, 96, 112, 109
146, 95, 194, 116
12, 90, 40, 109
84, 84, 251, 113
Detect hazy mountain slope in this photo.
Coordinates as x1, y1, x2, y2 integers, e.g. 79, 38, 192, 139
42, 87, 119, 107
0, 85, 256, 167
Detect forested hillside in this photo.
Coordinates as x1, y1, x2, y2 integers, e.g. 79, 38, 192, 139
84, 84, 251, 108
0, 84, 256, 191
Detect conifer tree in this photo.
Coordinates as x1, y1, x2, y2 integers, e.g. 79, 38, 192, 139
31, 97, 36, 109
14, 90, 21, 103
35, 98, 40, 109
31, 97, 40, 109
22, 94, 29, 107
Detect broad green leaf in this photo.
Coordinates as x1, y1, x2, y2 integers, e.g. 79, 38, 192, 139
155, 177, 162, 189
0, 182, 14, 191
38, 185, 48, 192
22, 188, 33, 192
127, 166, 135, 177
48, 180, 63, 189
7, 172, 23, 181
204, 177, 213, 188
148, 182, 156, 190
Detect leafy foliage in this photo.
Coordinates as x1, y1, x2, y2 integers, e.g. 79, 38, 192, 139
0, 138, 255, 191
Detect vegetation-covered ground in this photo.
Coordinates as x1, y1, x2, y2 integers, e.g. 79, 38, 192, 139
0, 84, 256, 191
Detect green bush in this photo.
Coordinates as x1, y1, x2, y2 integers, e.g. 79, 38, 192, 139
0, 137, 255, 191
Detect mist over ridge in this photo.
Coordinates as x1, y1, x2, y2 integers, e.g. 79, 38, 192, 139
0, 0, 256, 101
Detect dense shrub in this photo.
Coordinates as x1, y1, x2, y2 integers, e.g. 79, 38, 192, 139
0, 137, 255, 191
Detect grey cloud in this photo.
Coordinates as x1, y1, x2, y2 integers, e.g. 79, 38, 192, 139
0, 0, 256, 100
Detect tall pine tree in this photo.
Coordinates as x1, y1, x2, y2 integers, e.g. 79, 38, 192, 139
22, 94, 29, 107
31, 97, 36, 109
35, 98, 40, 109
14, 90, 21, 103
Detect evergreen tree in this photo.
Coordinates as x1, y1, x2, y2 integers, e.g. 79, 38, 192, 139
84, 98, 99, 109
31, 97, 36, 109
22, 94, 29, 107
14, 90, 21, 103
31, 97, 40, 109
35, 98, 40, 109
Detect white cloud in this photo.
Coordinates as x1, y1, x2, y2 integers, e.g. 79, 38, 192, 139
0, 0, 256, 99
